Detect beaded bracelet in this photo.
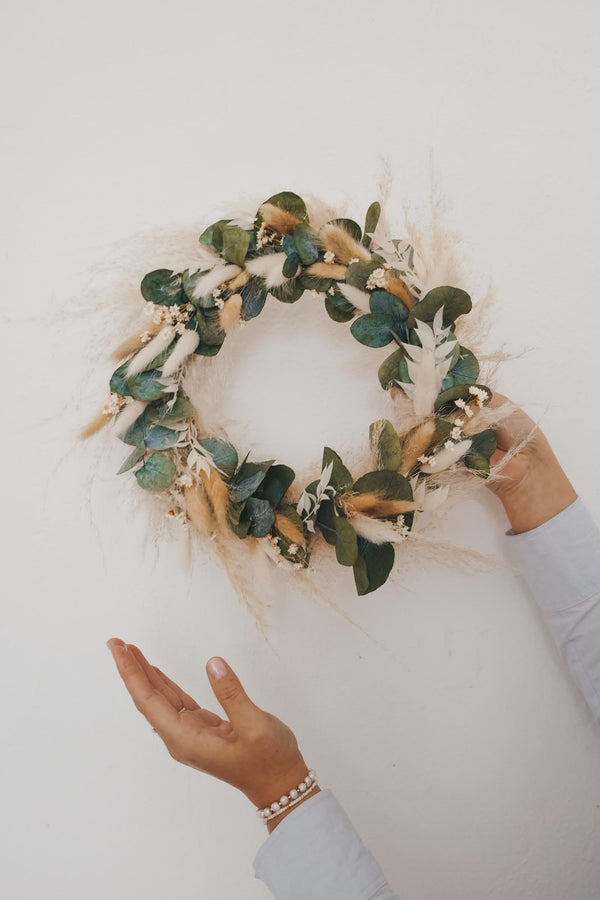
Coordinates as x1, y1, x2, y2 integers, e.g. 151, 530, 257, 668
256, 770, 317, 822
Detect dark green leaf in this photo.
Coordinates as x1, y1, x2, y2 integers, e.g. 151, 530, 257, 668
363, 202, 381, 246
324, 285, 356, 323
120, 411, 147, 447
259, 464, 295, 506
110, 363, 132, 397
408, 286, 472, 328
434, 383, 492, 415
378, 348, 407, 390
195, 342, 223, 357
369, 419, 402, 470
117, 445, 146, 474
353, 538, 395, 595
464, 428, 498, 479
222, 225, 251, 267
241, 278, 268, 320
199, 219, 229, 251
325, 218, 362, 242
293, 223, 321, 265
134, 452, 176, 492
196, 309, 225, 346
230, 471, 268, 502
297, 273, 332, 293
140, 269, 185, 306
345, 260, 380, 290
333, 516, 359, 566
315, 495, 337, 545
269, 279, 305, 304
256, 191, 309, 226
282, 252, 300, 278
322, 447, 353, 493
448, 346, 479, 385
369, 290, 409, 323
244, 497, 276, 538
352, 469, 413, 502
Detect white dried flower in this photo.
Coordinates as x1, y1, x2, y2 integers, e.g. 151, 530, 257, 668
348, 257, 359, 265
417, 454, 433, 465
323, 250, 336, 264
365, 267, 386, 290
288, 543, 299, 556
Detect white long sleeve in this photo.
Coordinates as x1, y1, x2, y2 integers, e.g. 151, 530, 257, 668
505, 496, 600, 723
253, 497, 600, 898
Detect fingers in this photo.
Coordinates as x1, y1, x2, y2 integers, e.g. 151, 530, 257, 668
206, 657, 261, 733
107, 638, 181, 741
126, 644, 200, 712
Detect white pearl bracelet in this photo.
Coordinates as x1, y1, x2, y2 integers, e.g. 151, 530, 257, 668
256, 770, 317, 822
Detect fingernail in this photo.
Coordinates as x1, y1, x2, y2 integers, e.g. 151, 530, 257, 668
207, 657, 228, 680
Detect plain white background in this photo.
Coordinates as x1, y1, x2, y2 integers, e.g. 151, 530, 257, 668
3, 1, 600, 898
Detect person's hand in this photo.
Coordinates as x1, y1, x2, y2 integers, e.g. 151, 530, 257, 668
106, 639, 318, 832
486, 393, 577, 534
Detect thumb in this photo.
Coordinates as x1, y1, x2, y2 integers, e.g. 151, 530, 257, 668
206, 657, 260, 731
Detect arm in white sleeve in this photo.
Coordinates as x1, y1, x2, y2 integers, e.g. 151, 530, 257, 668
505, 496, 600, 723
253, 789, 401, 900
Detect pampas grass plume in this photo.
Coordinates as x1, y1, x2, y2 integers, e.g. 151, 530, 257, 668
220, 293, 243, 331
161, 329, 200, 377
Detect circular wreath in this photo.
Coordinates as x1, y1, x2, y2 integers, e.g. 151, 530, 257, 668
83, 191, 497, 598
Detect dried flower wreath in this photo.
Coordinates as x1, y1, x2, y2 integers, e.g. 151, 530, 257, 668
82, 191, 497, 597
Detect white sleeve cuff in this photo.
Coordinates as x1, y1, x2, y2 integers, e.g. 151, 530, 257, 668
253, 789, 398, 900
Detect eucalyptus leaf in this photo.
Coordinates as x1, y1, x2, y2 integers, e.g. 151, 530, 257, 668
353, 538, 395, 595
408, 286, 472, 328
296, 273, 332, 293
128, 369, 167, 402
110, 363, 132, 397
350, 313, 397, 348
199, 219, 229, 251
144, 425, 179, 450
378, 348, 406, 390
140, 269, 185, 306
241, 278, 268, 320
255, 191, 309, 226
363, 202, 381, 246
293, 223, 321, 265
121, 411, 147, 447
258, 464, 295, 506
352, 469, 412, 502
333, 516, 359, 566
146, 396, 196, 425
326, 218, 362, 242
369, 290, 409, 323
322, 447, 354, 493
244, 497, 276, 538
196, 309, 225, 346
117, 445, 146, 474
282, 252, 300, 279
134, 452, 176, 492
269, 279, 305, 304
434, 383, 492, 415
448, 346, 479, 385
230, 471, 268, 502
345, 260, 381, 290
198, 439, 238, 479
315, 495, 337, 545
369, 419, 403, 470
222, 224, 251, 267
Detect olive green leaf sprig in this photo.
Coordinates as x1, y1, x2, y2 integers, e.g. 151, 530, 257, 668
82, 190, 497, 596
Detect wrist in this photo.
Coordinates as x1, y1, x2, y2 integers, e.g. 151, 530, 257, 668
248, 762, 319, 833
499, 459, 577, 534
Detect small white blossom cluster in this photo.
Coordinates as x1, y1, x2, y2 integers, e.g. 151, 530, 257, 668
468, 385, 490, 405
212, 288, 225, 310
145, 302, 193, 335
348, 256, 360, 265
102, 393, 125, 416
256, 222, 281, 249
178, 472, 194, 488
453, 397, 474, 418
418, 454, 433, 466
323, 250, 336, 264
327, 286, 336, 295
365, 267, 386, 290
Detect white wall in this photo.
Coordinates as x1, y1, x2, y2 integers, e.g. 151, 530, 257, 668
3, 1, 600, 898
